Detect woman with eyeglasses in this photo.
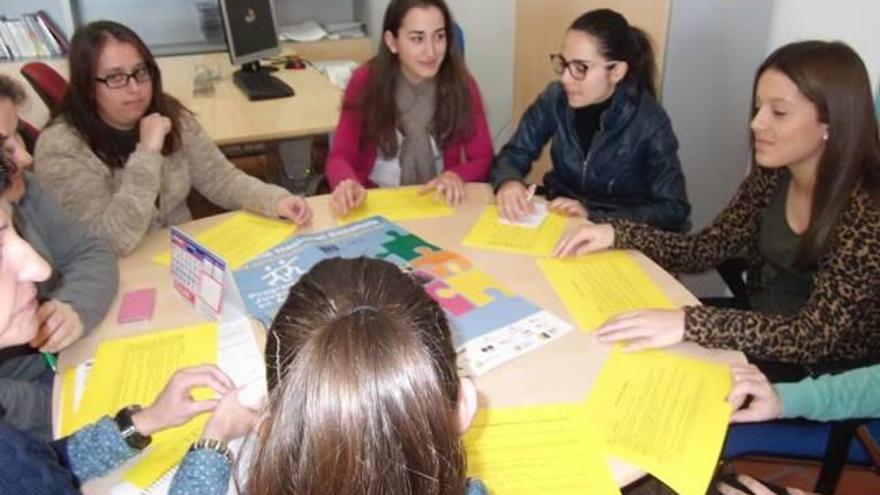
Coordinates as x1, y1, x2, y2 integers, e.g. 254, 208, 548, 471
491, 9, 690, 231
33, 21, 312, 256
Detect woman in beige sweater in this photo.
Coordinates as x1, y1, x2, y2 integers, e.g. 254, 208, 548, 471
34, 21, 311, 255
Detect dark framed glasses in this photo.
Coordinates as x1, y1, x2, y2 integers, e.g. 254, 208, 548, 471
94, 66, 153, 89
549, 54, 618, 81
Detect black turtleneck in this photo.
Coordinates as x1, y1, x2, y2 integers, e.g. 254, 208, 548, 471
100, 121, 140, 166
573, 96, 613, 153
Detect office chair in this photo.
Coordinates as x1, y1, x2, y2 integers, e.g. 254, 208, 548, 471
724, 415, 880, 493
20, 62, 68, 111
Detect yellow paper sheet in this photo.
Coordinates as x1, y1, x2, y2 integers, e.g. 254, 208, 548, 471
461, 205, 568, 257
537, 251, 675, 331
464, 403, 621, 495
584, 349, 732, 495
154, 212, 296, 268
72, 323, 218, 489
58, 366, 78, 437
338, 185, 454, 224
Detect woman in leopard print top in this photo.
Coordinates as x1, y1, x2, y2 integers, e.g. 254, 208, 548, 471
555, 40, 880, 368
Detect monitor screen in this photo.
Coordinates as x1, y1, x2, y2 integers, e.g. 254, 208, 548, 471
219, 0, 281, 66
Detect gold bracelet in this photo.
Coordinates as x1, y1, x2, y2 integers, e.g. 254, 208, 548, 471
190, 437, 233, 464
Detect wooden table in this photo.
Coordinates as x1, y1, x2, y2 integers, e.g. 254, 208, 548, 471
58, 184, 743, 492
4, 38, 373, 145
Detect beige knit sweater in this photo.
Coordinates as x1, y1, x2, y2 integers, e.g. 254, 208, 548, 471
34, 115, 291, 255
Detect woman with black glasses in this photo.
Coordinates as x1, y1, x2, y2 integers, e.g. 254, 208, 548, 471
491, 8, 690, 231
34, 21, 312, 255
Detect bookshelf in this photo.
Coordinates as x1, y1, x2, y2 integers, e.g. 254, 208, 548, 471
1, 0, 378, 60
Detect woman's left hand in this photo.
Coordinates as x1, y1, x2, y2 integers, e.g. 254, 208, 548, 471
594, 309, 685, 351
421, 171, 465, 206
548, 197, 587, 218
276, 196, 312, 225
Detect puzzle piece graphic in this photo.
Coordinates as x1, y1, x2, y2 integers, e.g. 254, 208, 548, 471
443, 270, 512, 307
411, 247, 472, 278
376, 230, 440, 261
426, 279, 475, 316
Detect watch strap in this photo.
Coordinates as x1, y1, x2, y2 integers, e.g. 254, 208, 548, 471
190, 437, 234, 464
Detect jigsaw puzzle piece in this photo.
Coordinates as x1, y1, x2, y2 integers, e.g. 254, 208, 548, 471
411, 248, 472, 278
444, 270, 512, 307
376, 230, 439, 261
425, 280, 475, 317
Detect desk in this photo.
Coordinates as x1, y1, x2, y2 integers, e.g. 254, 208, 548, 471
57, 183, 743, 492
3, 38, 372, 145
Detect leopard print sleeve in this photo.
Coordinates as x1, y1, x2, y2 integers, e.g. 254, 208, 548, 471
610, 168, 779, 274
683, 190, 880, 364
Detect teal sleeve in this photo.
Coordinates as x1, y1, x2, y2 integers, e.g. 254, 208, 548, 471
775, 365, 880, 421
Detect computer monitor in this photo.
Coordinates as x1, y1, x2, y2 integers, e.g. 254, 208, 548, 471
218, 0, 294, 100
219, 0, 281, 72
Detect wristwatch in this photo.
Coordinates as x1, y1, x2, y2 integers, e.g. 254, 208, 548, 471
190, 437, 234, 463
114, 405, 152, 451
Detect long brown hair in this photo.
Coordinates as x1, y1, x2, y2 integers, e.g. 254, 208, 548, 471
358, 0, 473, 157
247, 257, 467, 494
752, 41, 880, 267
52, 20, 189, 168
569, 8, 658, 99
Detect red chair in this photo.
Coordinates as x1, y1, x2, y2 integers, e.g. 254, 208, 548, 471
17, 119, 41, 154
20, 62, 68, 110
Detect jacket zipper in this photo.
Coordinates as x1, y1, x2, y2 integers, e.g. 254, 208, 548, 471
581, 123, 603, 193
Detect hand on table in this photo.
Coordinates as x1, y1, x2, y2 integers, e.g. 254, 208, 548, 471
594, 309, 685, 352
495, 181, 535, 221
132, 365, 234, 436
276, 196, 312, 225
548, 197, 587, 218
421, 171, 465, 206
330, 179, 366, 217
727, 363, 783, 423
31, 300, 83, 353
553, 222, 615, 257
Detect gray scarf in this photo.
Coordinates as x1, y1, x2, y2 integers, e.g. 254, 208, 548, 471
395, 77, 437, 185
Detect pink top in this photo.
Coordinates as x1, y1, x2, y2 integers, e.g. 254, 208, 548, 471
326, 64, 494, 188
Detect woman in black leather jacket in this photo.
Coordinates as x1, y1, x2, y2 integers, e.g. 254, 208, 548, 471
491, 8, 690, 231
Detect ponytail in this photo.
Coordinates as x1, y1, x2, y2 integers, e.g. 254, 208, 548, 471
569, 8, 657, 99
627, 27, 657, 99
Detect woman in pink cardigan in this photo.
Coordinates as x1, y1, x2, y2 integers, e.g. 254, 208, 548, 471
326, 0, 493, 216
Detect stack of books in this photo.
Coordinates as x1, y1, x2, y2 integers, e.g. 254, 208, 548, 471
0, 10, 68, 61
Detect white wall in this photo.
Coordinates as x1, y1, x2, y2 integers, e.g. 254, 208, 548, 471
660, 0, 774, 296
768, 0, 880, 97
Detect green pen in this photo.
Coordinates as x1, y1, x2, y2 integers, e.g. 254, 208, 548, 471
42, 352, 57, 373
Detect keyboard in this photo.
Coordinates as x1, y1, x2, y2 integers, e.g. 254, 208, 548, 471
233, 70, 295, 101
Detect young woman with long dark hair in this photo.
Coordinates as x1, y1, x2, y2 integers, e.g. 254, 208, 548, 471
326, 0, 493, 216
34, 21, 312, 255
557, 41, 880, 379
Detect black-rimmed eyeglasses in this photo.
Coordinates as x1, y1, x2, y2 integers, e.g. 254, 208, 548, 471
94, 67, 153, 89
549, 54, 618, 81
